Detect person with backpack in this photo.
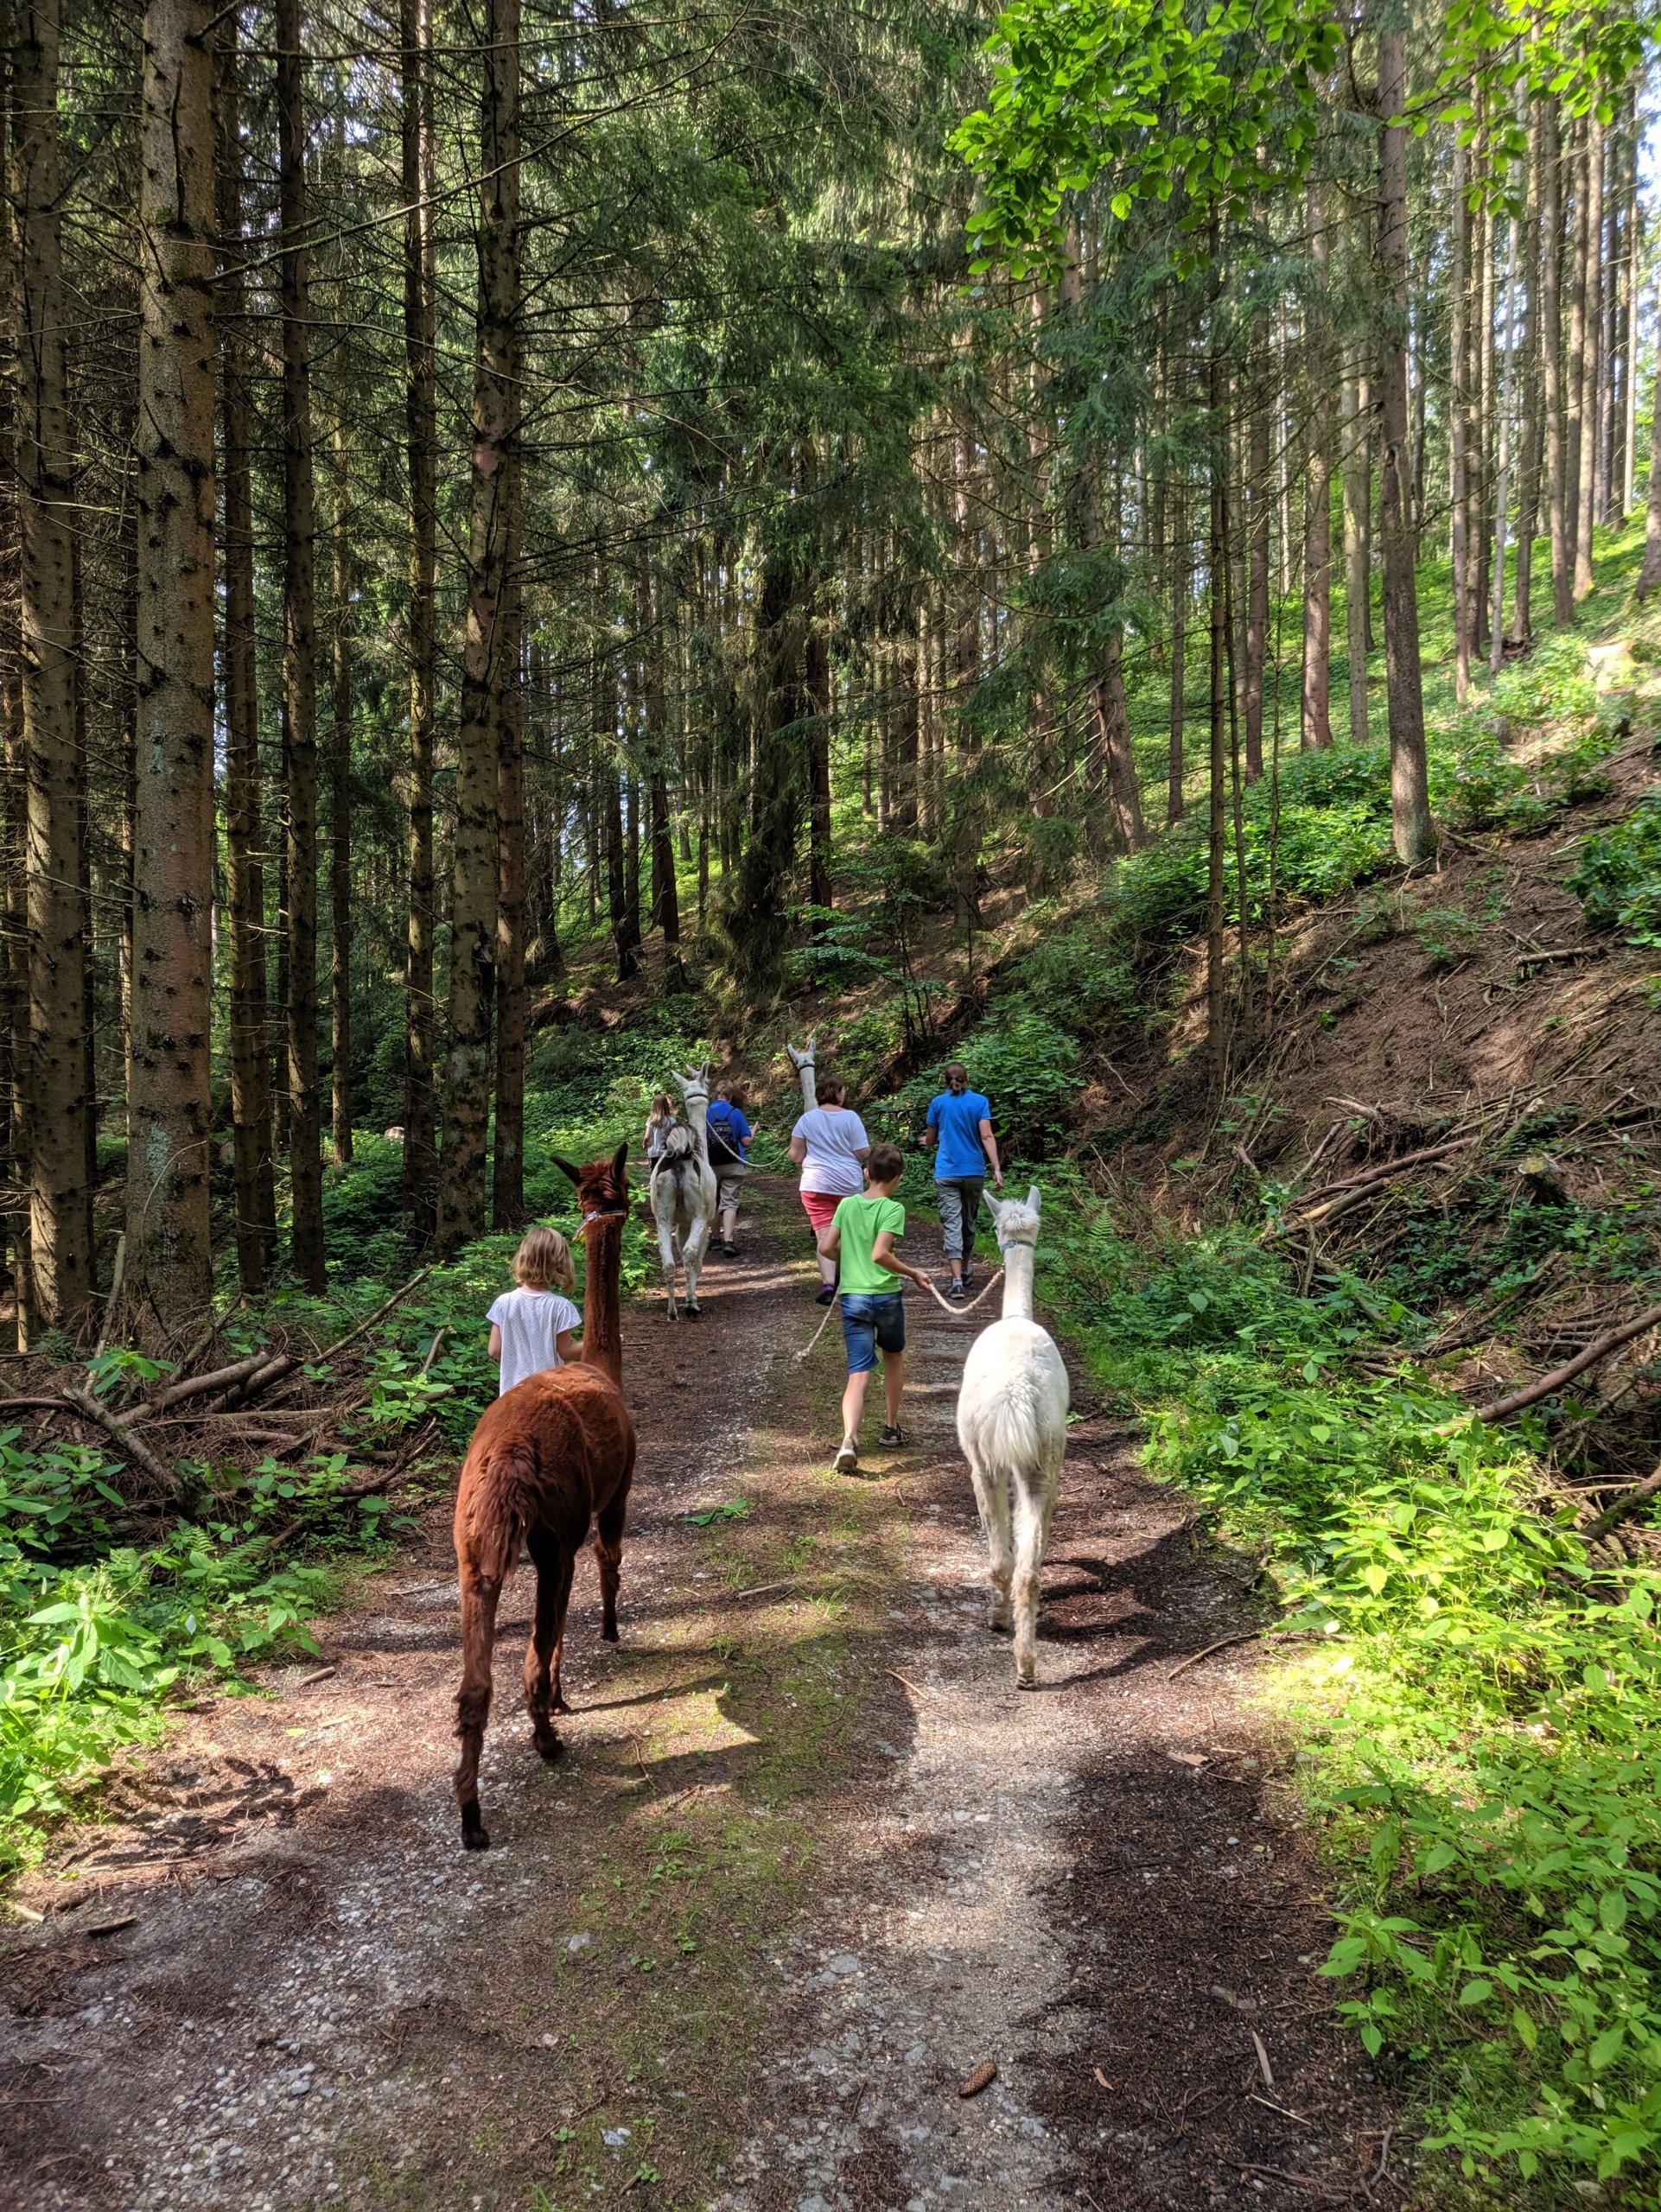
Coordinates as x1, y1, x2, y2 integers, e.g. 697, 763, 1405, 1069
704, 1082, 755, 1258
918, 1059, 1002, 1300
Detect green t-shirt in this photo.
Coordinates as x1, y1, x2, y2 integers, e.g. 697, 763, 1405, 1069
834, 1192, 906, 1294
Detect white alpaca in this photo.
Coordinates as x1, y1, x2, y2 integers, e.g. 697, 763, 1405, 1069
648, 1063, 718, 1320
956, 1186, 1070, 1688
786, 1032, 818, 1114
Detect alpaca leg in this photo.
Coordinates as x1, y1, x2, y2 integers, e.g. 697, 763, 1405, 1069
523, 1535, 577, 1758
965, 1450, 1014, 1632
682, 1211, 712, 1319
594, 1491, 628, 1643
656, 1205, 679, 1321
1010, 1462, 1060, 1688
454, 1562, 504, 1849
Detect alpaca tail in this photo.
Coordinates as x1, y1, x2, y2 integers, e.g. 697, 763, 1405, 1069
460, 1434, 540, 1587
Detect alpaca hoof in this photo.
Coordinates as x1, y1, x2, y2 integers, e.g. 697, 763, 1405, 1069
685, 1304, 701, 1320
535, 1734, 563, 1764
1015, 1670, 1038, 1690
989, 1614, 1013, 1637
551, 1693, 572, 1716
601, 1623, 620, 1644
461, 1808, 491, 1850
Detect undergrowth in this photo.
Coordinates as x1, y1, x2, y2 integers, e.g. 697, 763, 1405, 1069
1, 1057, 679, 1879
1039, 1192, 1661, 2201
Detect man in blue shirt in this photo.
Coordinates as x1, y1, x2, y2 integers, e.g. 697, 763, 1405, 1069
706, 1082, 755, 1258
919, 1061, 1002, 1300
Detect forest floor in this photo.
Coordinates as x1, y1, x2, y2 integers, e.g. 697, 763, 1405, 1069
0, 1182, 1399, 2212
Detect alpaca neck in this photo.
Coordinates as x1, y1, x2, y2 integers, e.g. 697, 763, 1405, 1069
797, 1065, 817, 1115
580, 1217, 625, 1385
1001, 1242, 1036, 1323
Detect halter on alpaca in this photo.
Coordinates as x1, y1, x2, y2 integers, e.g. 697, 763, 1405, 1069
955, 1185, 1071, 1688
648, 1063, 718, 1319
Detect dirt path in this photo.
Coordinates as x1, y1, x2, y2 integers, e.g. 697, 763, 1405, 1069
2, 1182, 1393, 2212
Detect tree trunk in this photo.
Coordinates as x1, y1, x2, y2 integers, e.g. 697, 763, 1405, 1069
1450, 139, 1473, 702
1511, 99, 1543, 650
438, 0, 519, 1255
806, 612, 832, 920
1168, 478, 1187, 821
277, 0, 324, 1293
14, 0, 95, 1330
1301, 201, 1333, 751
400, 0, 437, 1236
1573, 110, 1603, 600
214, 9, 275, 1291
1563, 116, 1588, 600
1341, 366, 1371, 741
1631, 310, 1661, 601
1488, 206, 1518, 680
1542, 97, 1574, 626
493, 475, 524, 1230
1244, 345, 1270, 778
129, 0, 218, 1324
329, 425, 353, 1168
1378, 30, 1433, 864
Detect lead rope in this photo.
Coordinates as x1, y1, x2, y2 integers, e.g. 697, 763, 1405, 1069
794, 1264, 1007, 1363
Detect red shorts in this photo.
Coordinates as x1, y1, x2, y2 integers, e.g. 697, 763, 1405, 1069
800, 1189, 841, 1234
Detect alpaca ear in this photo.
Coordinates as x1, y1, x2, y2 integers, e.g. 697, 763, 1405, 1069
610, 1139, 630, 1189
982, 1190, 1002, 1223
1028, 1185, 1041, 1216
551, 1154, 583, 1186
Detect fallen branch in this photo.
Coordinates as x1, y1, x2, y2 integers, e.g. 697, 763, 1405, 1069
222, 1268, 438, 1412
1167, 1629, 1264, 1681
1581, 1457, 1661, 1543
2, 1388, 178, 1491
1291, 1131, 1484, 1218
144, 1350, 279, 1416
1475, 1301, 1661, 1424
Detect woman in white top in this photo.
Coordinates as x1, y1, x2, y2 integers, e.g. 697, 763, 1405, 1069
487, 1227, 583, 1394
789, 1074, 871, 1305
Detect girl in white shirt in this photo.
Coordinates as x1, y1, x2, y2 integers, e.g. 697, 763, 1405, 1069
487, 1227, 583, 1395
789, 1073, 871, 1305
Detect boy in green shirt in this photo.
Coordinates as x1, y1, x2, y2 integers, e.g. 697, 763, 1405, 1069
816, 1144, 932, 1474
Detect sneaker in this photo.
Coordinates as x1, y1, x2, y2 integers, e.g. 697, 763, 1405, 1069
948, 1279, 967, 1302
833, 1437, 859, 1474
877, 1423, 909, 1449
815, 1283, 837, 1306
960, 1265, 973, 1290
722, 1243, 741, 1259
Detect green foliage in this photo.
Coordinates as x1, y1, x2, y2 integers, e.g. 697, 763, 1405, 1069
1569, 789, 1661, 949
0, 1432, 339, 1864
953, 0, 1338, 270
869, 1008, 1080, 1159
1040, 1192, 1661, 2192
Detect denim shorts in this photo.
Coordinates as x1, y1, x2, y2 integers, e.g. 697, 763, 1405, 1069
839, 1291, 906, 1374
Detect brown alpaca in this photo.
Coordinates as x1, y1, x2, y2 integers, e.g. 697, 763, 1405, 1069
451, 1141, 636, 1850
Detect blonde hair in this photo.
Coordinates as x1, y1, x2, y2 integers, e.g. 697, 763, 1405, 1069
513, 1226, 576, 1292
646, 1092, 674, 1128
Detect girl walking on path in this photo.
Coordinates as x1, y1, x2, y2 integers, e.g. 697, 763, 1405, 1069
919, 1061, 1002, 1300
486, 1227, 582, 1393
789, 1074, 871, 1305
816, 1143, 932, 1473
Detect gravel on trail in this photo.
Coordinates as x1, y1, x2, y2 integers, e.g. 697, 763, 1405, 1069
1, 1179, 1392, 2211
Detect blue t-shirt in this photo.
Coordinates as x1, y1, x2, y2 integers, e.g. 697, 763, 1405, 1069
708, 1099, 752, 1155
926, 1090, 992, 1179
